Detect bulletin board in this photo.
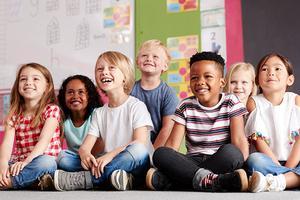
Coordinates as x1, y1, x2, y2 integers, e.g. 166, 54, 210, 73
135, 0, 201, 100
0, 0, 135, 130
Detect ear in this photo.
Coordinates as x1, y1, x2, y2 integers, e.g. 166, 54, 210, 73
287, 74, 295, 86
220, 78, 226, 88
162, 64, 168, 72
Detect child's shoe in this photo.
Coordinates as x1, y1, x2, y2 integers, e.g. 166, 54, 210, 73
146, 168, 173, 191
110, 169, 133, 191
193, 168, 248, 192
54, 170, 93, 191
248, 171, 286, 192
38, 174, 55, 191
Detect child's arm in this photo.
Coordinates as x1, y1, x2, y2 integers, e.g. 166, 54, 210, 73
285, 95, 300, 168
165, 122, 185, 151
78, 134, 98, 170
230, 115, 249, 160
247, 97, 280, 164
0, 125, 15, 187
153, 115, 174, 149
92, 126, 149, 178
10, 117, 59, 176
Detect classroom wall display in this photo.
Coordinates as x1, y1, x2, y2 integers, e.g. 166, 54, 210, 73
200, 0, 226, 65
0, 0, 134, 129
135, 0, 201, 100
0, 0, 134, 90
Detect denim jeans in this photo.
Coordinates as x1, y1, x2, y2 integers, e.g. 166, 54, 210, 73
246, 152, 300, 176
91, 143, 150, 186
57, 150, 84, 172
11, 155, 57, 189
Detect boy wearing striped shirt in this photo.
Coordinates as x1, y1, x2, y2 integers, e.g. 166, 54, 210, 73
146, 51, 249, 192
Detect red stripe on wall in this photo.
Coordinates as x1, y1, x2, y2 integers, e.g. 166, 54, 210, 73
225, 0, 244, 68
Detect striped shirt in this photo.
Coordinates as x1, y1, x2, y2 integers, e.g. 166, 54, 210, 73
173, 93, 247, 155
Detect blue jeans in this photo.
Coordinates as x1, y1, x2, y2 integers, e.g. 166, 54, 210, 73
91, 143, 150, 186
246, 152, 300, 176
11, 155, 57, 189
57, 150, 84, 172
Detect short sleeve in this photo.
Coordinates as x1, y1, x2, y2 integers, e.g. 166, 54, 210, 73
88, 108, 101, 138
162, 86, 179, 116
172, 99, 188, 126
132, 101, 153, 131
43, 104, 61, 122
227, 94, 248, 118
245, 107, 270, 144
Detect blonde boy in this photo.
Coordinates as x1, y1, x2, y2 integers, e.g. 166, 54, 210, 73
131, 39, 179, 149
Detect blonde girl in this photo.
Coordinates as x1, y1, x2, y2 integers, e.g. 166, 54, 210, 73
54, 51, 153, 191
0, 63, 61, 190
224, 62, 257, 105
245, 53, 300, 192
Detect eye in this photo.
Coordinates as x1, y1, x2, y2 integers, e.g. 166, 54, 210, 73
261, 67, 267, 71
205, 75, 213, 79
191, 76, 198, 81
242, 81, 248, 84
230, 81, 237, 84
66, 90, 74, 95
19, 77, 27, 81
109, 66, 116, 71
78, 90, 86, 95
275, 67, 282, 71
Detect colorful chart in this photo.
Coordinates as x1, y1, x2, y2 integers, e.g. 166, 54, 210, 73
167, 0, 198, 13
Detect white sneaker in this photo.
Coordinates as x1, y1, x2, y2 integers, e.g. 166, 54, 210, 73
110, 169, 133, 191
249, 171, 286, 192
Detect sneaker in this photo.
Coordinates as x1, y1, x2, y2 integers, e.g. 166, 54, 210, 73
216, 169, 248, 192
54, 170, 93, 191
38, 174, 55, 191
110, 169, 133, 191
146, 168, 172, 191
194, 168, 248, 192
248, 171, 286, 192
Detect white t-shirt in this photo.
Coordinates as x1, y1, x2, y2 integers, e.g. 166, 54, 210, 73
245, 92, 300, 160
88, 95, 154, 155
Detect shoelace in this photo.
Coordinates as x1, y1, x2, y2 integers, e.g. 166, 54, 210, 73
265, 174, 280, 192
200, 173, 218, 189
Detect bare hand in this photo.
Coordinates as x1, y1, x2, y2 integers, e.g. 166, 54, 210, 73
0, 163, 10, 188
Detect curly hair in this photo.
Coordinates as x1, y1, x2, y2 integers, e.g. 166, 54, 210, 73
58, 75, 103, 120
190, 51, 225, 76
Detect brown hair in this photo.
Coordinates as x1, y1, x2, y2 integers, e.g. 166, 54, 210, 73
256, 53, 293, 93
6, 63, 57, 127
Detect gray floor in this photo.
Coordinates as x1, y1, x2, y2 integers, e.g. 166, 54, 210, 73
1, 191, 300, 200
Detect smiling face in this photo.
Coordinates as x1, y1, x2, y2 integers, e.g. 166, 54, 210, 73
190, 60, 225, 107
136, 46, 168, 76
65, 79, 88, 115
229, 68, 253, 104
95, 57, 125, 95
258, 56, 294, 94
18, 66, 48, 104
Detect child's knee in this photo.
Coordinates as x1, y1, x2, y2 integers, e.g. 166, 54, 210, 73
126, 143, 148, 160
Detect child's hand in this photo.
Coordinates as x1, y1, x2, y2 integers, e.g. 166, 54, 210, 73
80, 153, 98, 170
9, 161, 28, 176
0, 163, 10, 188
92, 153, 114, 178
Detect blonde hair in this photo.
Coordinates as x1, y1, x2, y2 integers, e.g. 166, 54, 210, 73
224, 62, 257, 97
137, 39, 171, 65
6, 63, 57, 128
96, 51, 135, 95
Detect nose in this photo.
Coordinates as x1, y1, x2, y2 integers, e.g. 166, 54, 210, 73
268, 70, 275, 76
146, 55, 153, 61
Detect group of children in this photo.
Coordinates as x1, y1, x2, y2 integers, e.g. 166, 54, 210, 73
0, 39, 300, 193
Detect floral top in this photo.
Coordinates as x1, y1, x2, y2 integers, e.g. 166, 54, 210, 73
245, 92, 300, 160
